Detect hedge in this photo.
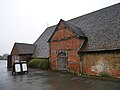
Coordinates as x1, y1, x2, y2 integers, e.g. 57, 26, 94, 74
28, 58, 50, 69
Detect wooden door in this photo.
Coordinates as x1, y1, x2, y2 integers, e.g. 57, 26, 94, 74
57, 52, 67, 70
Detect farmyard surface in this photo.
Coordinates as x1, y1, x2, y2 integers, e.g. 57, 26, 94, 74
0, 60, 120, 90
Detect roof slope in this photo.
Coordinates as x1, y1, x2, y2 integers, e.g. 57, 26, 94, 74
32, 26, 56, 58
68, 3, 120, 51
64, 20, 86, 38
48, 19, 86, 42
33, 3, 120, 58
11, 43, 36, 55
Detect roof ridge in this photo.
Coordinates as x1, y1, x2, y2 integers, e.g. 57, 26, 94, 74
15, 42, 35, 46
34, 25, 57, 44
68, 2, 120, 22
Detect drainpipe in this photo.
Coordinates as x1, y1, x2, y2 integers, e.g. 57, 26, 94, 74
79, 52, 83, 75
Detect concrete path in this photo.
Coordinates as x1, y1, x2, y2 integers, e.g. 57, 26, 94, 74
0, 60, 120, 90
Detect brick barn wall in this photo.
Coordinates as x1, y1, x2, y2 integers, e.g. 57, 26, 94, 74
11, 46, 32, 64
82, 51, 120, 78
19, 54, 32, 62
7, 55, 12, 68
11, 46, 19, 55
49, 21, 85, 74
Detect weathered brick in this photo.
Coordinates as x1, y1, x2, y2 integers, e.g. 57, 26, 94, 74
49, 21, 84, 74
82, 51, 120, 78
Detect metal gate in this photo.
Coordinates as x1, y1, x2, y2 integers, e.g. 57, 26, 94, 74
57, 52, 67, 70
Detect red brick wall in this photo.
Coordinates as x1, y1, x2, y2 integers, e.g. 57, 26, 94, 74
49, 21, 85, 74
11, 45, 32, 64
19, 54, 32, 62
82, 51, 120, 78
7, 55, 12, 68
11, 46, 19, 55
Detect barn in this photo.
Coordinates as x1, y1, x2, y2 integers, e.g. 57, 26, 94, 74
48, 19, 86, 74
10, 43, 36, 66
33, 3, 120, 78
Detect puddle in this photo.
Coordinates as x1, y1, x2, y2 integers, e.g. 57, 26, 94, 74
0, 60, 120, 90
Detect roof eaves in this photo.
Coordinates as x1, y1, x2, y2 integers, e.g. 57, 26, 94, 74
64, 21, 87, 38
47, 20, 62, 42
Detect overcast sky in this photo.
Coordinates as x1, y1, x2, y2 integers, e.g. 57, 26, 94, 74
0, 0, 120, 55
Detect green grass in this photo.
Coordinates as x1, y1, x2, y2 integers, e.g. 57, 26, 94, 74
28, 58, 50, 70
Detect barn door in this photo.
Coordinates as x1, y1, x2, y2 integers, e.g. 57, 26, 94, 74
57, 52, 67, 70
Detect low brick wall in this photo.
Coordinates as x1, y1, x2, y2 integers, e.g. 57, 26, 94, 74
82, 50, 120, 78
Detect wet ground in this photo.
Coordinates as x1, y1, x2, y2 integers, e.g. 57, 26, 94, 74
0, 60, 120, 90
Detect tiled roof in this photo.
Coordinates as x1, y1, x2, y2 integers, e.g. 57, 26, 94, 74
33, 3, 120, 58
64, 20, 86, 38
68, 3, 120, 51
11, 43, 36, 55
48, 19, 87, 42
32, 26, 56, 58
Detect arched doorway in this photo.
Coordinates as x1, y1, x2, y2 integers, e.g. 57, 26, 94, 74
57, 52, 67, 70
